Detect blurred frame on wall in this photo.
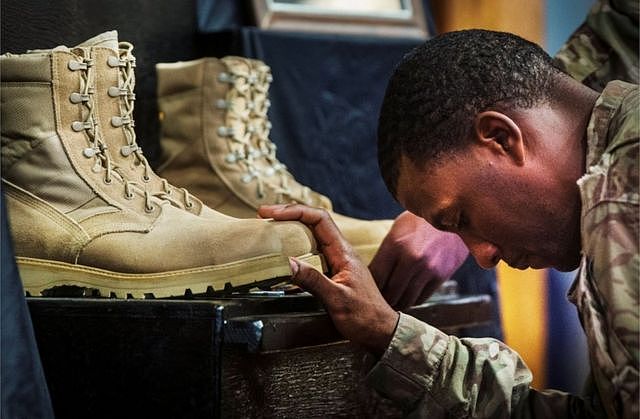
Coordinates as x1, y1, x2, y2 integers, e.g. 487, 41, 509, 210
251, 0, 430, 38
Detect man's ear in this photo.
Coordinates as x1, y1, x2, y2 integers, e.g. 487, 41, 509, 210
473, 111, 525, 166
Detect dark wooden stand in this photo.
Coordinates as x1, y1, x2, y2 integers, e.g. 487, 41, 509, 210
222, 294, 492, 418
28, 293, 491, 418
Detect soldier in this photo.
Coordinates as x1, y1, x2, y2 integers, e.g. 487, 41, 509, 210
259, 28, 638, 418
367, 0, 639, 314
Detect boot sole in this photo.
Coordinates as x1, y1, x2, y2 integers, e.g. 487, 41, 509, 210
16, 254, 325, 298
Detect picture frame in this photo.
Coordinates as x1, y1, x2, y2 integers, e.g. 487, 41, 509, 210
251, 0, 430, 39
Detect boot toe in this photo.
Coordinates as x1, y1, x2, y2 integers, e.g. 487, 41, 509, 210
266, 219, 317, 256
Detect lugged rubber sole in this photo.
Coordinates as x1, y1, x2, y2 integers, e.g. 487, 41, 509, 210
17, 253, 325, 298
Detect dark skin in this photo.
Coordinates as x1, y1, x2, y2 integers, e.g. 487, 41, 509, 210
369, 211, 468, 310
258, 76, 600, 355
259, 204, 399, 357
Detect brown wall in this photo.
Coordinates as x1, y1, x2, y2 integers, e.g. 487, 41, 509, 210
430, 0, 544, 44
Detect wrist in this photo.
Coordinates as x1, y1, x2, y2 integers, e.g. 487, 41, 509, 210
368, 310, 400, 357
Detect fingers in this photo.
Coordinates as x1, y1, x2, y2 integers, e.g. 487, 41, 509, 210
260, 204, 355, 269
289, 257, 337, 302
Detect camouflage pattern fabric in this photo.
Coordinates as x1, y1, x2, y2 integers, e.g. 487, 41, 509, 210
554, 0, 639, 92
571, 80, 639, 418
366, 81, 639, 418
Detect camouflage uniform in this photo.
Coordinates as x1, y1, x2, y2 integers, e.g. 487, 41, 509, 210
366, 81, 639, 418
554, 0, 639, 91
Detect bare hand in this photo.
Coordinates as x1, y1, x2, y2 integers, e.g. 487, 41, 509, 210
258, 204, 399, 356
369, 211, 469, 310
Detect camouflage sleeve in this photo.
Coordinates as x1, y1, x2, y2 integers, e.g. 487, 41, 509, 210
554, 0, 639, 91
366, 313, 606, 418
574, 84, 640, 418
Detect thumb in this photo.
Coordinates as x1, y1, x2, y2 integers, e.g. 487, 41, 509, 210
289, 257, 336, 299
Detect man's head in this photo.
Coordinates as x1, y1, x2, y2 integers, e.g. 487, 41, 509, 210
378, 29, 595, 271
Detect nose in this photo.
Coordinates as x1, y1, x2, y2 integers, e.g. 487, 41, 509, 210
461, 235, 501, 269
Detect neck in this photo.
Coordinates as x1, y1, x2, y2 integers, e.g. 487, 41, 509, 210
537, 78, 600, 267
550, 75, 600, 182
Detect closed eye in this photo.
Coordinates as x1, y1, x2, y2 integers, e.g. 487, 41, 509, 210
455, 212, 469, 231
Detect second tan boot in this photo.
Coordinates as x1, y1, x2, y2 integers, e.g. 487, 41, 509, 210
1, 35, 322, 298
157, 57, 393, 264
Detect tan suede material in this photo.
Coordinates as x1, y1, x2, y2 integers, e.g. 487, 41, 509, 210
4, 181, 90, 263
159, 134, 242, 212
1, 36, 320, 296
218, 56, 333, 210
330, 213, 394, 248
158, 59, 304, 211
51, 49, 128, 209
74, 31, 210, 217
4, 131, 100, 215
90, 45, 210, 216
66, 196, 119, 223
156, 57, 393, 263
157, 86, 251, 211
77, 205, 314, 272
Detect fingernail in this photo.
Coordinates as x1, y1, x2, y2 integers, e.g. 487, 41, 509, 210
289, 257, 299, 277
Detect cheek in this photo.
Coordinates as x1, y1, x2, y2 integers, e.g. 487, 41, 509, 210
471, 196, 531, 243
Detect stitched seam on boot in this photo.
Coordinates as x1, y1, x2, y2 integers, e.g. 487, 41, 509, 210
3, 180, 89, 260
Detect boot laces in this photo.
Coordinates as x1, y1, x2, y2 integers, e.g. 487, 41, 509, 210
69, 56, 113, 181
111, 43, 193, 209
218, 58, 313, 205
69, 51, 155, 213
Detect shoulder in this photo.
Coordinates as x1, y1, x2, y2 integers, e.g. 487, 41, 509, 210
579, 81, 638, 251
607, 82, 639, 152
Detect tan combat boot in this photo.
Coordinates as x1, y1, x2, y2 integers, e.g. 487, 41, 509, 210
79, 31, 219, 218
156, 57, 393, 264
1, 38, 322, 298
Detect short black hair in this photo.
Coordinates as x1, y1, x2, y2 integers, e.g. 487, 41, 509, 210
377, 29, 562, 198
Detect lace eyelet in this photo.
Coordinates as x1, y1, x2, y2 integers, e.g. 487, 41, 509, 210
142, 175, 150, 183
68, 60, 85, 71
185, 202, 194, 209
69, 93, 85, 104
124, 193, 134, 200
107, 56, 120, 67
103, 178, 113, 185
144, 204, 154, 213
108, 86, 121, 97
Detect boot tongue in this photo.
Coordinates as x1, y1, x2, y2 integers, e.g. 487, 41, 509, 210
25, 30, 119, 55
76, 30, 119, 50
